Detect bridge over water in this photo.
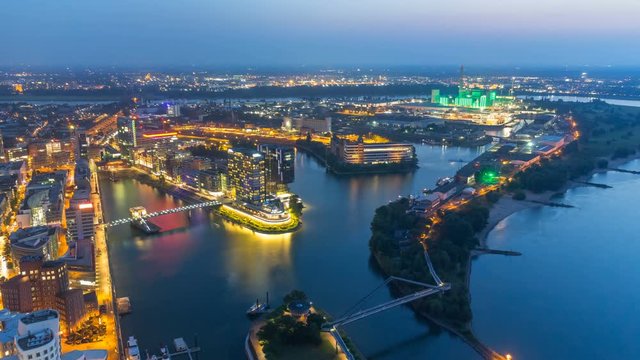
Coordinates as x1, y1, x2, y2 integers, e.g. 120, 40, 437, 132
104, 200, 221, 227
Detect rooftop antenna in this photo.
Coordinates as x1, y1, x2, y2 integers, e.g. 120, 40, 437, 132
459, 64, 465, 91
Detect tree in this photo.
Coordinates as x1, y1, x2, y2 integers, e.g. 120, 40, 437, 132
283, 290, 307, 304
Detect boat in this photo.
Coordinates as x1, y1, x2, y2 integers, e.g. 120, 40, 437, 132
126, 336, 141, 360
246, 292, 270, 317
436, 177, 453, 186
117, 297, 132, 315
129, 207, 161, 234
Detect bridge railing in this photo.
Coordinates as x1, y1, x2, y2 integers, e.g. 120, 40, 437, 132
104, 200, 221, 227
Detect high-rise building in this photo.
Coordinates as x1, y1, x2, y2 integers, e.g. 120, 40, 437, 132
227, 148, 266, 205
117, 116, 137, 160
0, 130, 5, 162
431, 89, 441, 104
66, 189, 95, 242
258, 145, 294, 194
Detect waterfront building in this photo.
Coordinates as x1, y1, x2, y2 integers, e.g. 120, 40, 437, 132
282, 116, 332, 133
227, 148, 266, 205
0, 257, 88, 334
258, 144, 294, 194
330, 136, 416, 165
9, 226, 60, 262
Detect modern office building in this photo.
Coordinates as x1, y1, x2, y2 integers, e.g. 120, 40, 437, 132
330, 136, 416, 165
258, 145, 295, 193
227, 148, 266, 205
116, 116, 137, 160
9, 226, 60, 262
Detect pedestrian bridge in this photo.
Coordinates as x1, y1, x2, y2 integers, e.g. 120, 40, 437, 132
104, 200, 221, 227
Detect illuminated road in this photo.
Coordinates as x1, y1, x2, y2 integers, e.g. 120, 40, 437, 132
63, 159, 120, 359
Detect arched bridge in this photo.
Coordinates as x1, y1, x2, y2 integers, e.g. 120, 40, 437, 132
105, 200, 221, 227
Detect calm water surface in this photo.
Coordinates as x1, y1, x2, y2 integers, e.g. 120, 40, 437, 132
471, 159, 640, 359
100, 145, 485, 359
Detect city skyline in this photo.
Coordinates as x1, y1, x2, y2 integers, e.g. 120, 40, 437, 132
3, 0, 640, 67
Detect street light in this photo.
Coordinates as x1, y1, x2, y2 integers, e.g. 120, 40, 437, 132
506, 354, 512, 360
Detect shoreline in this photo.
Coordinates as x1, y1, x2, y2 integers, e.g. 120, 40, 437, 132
465, 154, 640, 356
105, 168, 301, 234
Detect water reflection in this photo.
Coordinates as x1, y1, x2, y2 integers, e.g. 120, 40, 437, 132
221, 220, 294, 290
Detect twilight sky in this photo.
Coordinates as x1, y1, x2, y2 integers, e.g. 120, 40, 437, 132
3, 0, 639, 67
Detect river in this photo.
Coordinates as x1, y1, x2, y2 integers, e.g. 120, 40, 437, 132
471, 160, 640, 359
517, 95, 640, 108
99, 144, 486, 359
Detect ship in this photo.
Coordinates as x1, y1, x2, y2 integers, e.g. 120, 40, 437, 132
126, 336, 141, 360
246, 292, 270, 317
129, 206, 161, 234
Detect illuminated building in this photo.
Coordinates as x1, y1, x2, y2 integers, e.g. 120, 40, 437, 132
116, 116, 137, 160
431, 89, 440, 104
77, 133, 89, 159
0, 130, 5, 161
17, 172, 67, 227
0, 257, 89, 334
258, 145, 294, 194
282, 117, 331, 133
9, 226, 60, 262
27, 140, 74, 170
66, 189, 94, 242
166, 103, 181, 117
198, 167, 227, 194
227, 148, 266, 205
330, 136, 416, 165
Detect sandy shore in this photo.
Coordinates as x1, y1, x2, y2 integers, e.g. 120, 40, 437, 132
477, 154, 640, 248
